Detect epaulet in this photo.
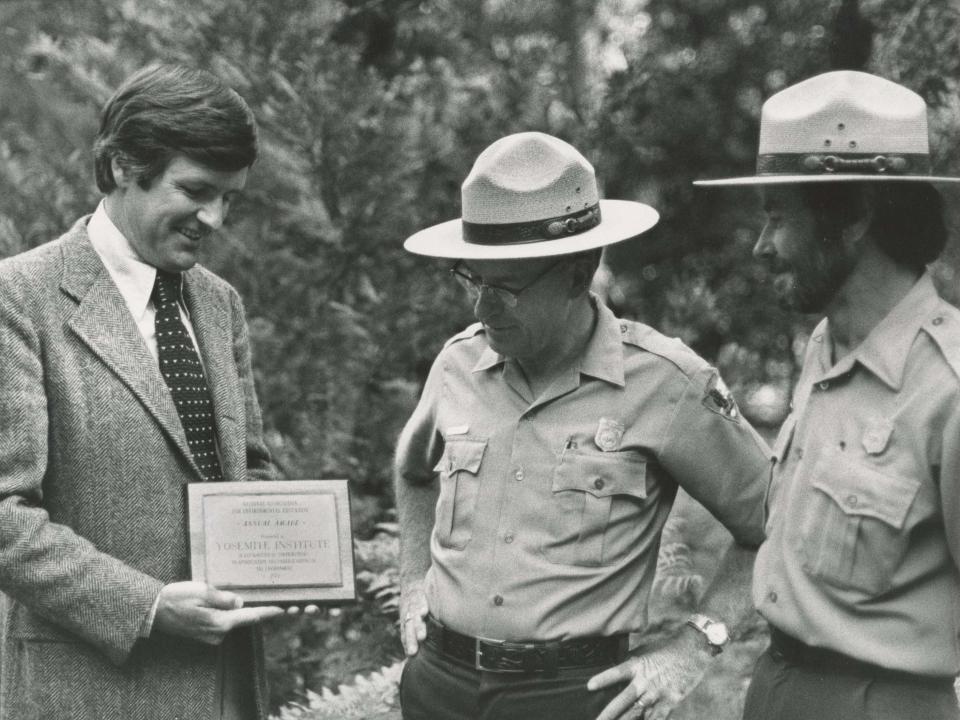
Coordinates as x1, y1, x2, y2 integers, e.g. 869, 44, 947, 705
923, 304, 960, 383
443, 322, 485, 350
619, 319, 705, 378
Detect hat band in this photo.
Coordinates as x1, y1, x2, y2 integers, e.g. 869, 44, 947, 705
462, 204, 601, 246
757, 153, 931, 176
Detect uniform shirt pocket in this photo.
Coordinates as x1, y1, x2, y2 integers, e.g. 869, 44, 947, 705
542, 449, 647, 567
798, 452, 920, 595
432, 437, 487, 549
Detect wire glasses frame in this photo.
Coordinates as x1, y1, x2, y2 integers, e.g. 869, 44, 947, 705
449, 259, 566, 308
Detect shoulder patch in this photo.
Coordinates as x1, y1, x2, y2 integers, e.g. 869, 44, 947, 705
620, 320, 706, 378
702, 371, 740, 423
924, 305, 960, 382
443, 322, 485, 349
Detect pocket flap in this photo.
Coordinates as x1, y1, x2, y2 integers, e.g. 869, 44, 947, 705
552, 450, 647, 499
811, 458, 920, 529
433, 437, 487, 475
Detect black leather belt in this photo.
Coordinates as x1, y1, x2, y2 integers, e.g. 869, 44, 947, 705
769, 626, 954, 690
425, 615, 627, 675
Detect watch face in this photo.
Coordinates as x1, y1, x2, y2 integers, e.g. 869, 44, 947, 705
705, 623, 729, 645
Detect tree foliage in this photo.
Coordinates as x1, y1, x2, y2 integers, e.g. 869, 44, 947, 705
2, 0, 960, 712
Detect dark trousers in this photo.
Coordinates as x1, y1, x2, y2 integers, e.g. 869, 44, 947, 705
399, 640, 626, 720
743, 638, 960, 720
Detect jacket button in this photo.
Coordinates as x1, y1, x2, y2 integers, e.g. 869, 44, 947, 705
493, 595, 504, 606
933, 316, 944, 326
593, 477, 605, 490
768, 591, 778, 603
818, 381, 830, 391
846, 494, 858, 507
514, 469, 524, 481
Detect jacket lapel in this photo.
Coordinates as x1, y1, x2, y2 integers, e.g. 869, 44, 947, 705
60, 223, 202, 479
183, 270, 244, 482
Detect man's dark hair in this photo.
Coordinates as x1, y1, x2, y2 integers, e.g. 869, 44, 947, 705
801, 182, 946, 272
93, 64, 258, 193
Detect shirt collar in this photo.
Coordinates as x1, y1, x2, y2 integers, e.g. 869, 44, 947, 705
473, 342, 503, 373
471, 293, 625, 387
812, 273, 941, 391
578, 297, 625, 387
87, 200, 158, 321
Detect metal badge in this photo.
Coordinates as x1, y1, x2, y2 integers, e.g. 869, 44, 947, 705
861, 419, 893, 455
594, 417, 625, 452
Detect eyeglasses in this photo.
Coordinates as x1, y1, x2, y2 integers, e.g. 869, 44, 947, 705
449, 259, 565, 308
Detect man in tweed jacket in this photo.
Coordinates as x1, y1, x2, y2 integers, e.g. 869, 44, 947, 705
0, 65, 286, 719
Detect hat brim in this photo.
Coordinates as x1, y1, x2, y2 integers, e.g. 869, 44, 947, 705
695, 174, 960, 187
403, 199, 659, 259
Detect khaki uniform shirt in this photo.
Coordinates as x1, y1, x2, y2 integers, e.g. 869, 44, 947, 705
396, 297, 769, 641
754, 274, 960, 676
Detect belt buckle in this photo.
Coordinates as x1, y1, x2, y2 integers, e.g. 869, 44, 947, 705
475, 637, 527, 673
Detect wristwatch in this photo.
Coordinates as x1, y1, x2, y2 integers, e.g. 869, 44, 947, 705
686, 613, 729, 655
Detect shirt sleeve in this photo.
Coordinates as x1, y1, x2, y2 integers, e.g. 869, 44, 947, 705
940, 398, 960, 573
657, 365, 772, 547
395, 353, 446, 486
139, 592, 163, 637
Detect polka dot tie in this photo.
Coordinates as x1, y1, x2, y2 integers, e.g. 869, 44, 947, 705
152, 270, 224, 482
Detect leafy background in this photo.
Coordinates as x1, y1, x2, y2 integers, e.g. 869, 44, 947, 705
1, 0, 958, 717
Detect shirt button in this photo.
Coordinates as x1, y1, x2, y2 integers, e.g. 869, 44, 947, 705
818, 381, 830, 391
593, 477, 605, 490
620, 323, 628, 334
493, 595, 504, 606
933, 316, 944, 326
768, 591, 778, 603
504, 534, 514, 544
846, 494, 858, 507
514, 469, 524, 481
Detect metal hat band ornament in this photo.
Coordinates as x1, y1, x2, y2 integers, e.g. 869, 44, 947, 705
404, 132, 659, 259
756, 152, 930, 176
695, 70, 960, 186
462, 203, 602, 245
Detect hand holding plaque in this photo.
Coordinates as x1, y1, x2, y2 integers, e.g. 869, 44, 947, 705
188, 480, 356, 605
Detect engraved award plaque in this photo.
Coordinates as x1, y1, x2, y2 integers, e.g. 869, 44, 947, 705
188, 480, 356, 605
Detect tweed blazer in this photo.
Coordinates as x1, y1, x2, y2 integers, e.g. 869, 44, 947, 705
0, 217, 276, 720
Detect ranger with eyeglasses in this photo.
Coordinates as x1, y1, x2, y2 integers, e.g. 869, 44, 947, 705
393, 132, 771, 720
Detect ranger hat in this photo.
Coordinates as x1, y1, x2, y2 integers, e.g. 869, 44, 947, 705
404, 132, 659, 259
695, 70, 960, 186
